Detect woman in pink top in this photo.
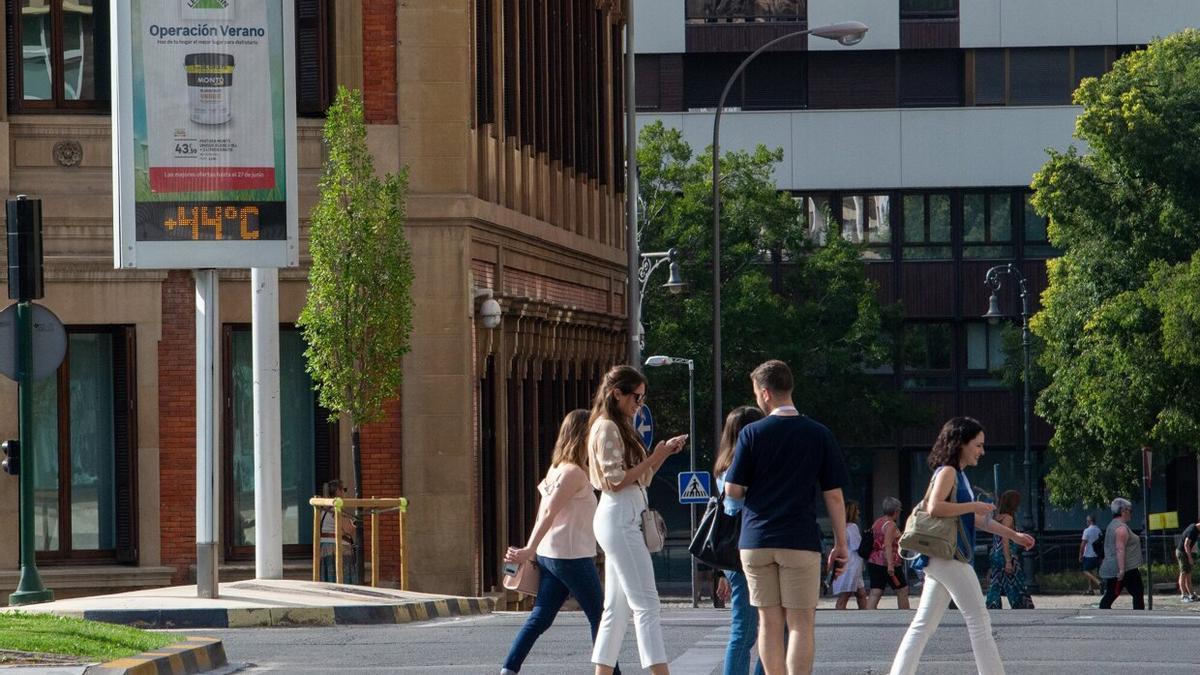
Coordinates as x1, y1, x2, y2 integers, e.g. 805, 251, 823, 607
866, 497, 911, 609
501, 410, 617, 675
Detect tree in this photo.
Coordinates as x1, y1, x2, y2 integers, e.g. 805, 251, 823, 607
637, 121, 919, 479
1030, 30, 1200, 507
299, 87, 414, 578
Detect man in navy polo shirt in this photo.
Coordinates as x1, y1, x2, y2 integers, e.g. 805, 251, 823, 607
725, 360, 850, 675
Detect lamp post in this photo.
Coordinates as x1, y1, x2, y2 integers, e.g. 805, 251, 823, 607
637, 248, 687, 352
983, 262, 1037, 591
645, 355, 696, 607
710, 20, 868, 447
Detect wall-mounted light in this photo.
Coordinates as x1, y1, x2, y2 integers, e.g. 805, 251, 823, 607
474, 288, 502, 329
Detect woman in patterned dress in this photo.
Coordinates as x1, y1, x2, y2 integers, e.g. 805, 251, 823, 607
985, 490, 1033, 609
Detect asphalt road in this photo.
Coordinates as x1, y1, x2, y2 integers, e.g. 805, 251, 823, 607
190, 605, 1200, 674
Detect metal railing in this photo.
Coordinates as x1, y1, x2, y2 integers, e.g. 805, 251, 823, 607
685, 0, 806, 23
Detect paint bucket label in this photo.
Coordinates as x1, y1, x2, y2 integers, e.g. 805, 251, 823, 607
185, 53, 235, 125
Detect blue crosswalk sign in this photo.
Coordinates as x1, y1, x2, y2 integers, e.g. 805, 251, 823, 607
678, 471, 711, 504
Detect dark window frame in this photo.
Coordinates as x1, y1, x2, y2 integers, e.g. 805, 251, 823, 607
962, 190, 1015, 259
900, 321, 956, 390
901, 192, 954, 260
900, 0, 959, 20
35, 325, 138, 565
838, 192, 894, 260
7, 0, 111, 113
962, 321, 1008, 389
970, 46, 1117, 107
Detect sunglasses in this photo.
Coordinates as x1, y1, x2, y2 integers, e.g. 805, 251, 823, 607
633, 392, 646, 405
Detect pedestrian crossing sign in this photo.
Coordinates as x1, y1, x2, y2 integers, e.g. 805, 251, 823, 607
678, 471, 712, 504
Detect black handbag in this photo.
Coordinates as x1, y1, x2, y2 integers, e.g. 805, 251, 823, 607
689, 495, 743, 571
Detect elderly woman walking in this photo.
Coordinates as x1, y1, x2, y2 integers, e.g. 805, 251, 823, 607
866, 497, 910, 610
1099, 497, 1145, 610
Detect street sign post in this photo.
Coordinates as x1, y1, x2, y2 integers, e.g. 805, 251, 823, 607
0, 303, 66, 381
635, 405, 654, 450
678, 471, 712, 505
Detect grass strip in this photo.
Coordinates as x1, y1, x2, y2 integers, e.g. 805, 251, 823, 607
0, 612, 174, 662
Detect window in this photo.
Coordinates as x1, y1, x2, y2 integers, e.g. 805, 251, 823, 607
900, 0, 958, 19
902, 193, 952, 259
33, 327, 137, 562
1009, 48, 1071, 105
803, 194, 834, 245
9, 0, 110, 111
808, 51, 897, 109
684, 53, 742, 110
974, 49, 1005, 105
635, 54, 661, 111
841, 194, 892, 259
965, 322, 1007, 388
899, 50, 963, 107
901, 322, 954, 388
963, 192, 1013, 259
1022, 192, 1059, 258
743, 52, 806, 111
295, 0, 334, 117
474, 0, 496, 124
1072, 47, 1107, 92
223, 326, 338, 560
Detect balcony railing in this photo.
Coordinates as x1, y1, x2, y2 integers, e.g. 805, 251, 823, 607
686, 0, 806, 24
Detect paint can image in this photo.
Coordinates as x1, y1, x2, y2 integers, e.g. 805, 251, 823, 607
185, 53, 235, 125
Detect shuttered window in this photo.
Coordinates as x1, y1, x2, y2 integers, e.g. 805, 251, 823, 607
475, 0, 496, 126
1009, 48, 1070, 105
295, 0, 334, 117
899, 50, 963, 107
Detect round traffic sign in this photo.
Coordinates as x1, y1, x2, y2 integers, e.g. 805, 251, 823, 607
635, 404, 654, 450
0, 303, 68, 381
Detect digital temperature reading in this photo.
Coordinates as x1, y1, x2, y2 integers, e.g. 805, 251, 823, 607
135, 202, 286, 241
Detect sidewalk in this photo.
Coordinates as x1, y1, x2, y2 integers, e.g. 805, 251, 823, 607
667, 592, 1200, 611
7, 578, 495, 629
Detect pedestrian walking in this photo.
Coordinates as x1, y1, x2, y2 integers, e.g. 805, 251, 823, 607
318, 479, 357, 584
866, 497, 910, 610
985, 490, 1033, 609
1098, 498, 1145, 610
1176, 520, 1200, 602
588, 365, 688, 675
713, 405, 767, 675
723, 360, 851, 675
889, 417, 1036, 675
1079, 515, 1102, 594
500, 410, 619, 675
833, 500, 868, 610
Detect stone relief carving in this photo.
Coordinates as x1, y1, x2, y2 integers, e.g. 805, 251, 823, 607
53, 140, 83, 167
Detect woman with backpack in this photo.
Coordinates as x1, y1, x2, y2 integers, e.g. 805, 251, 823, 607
833, 500, 869, 609
866, 497, 910, 609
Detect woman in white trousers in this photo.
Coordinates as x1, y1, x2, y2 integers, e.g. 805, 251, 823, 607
890, 417, 1035, 675
587, 365, 687, 675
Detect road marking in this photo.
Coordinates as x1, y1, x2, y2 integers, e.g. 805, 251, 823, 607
668, 626, 729, 675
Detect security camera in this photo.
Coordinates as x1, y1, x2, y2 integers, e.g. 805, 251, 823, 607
480, 298, 502, 329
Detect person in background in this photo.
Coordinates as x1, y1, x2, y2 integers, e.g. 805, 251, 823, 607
832, 500, 868, 610
500, 410, 618, 675
866, 497, 910, 610
1098, 497, 1144, 610
888, 417, 1035, 675
588, 366, 688, 675
985, 490, 1033, 609
319, 479, 357, 584
713, 405, 767, 675
1079, 515, 1102, 595
1176, 519, 1200, 603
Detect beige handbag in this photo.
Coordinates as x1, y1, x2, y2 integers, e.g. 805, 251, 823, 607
640, 487, 666, 553
898, 469, 971, 562
502, 560, 540, 597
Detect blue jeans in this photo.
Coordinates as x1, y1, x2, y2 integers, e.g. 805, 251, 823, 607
319, 542, 358, 584
503, 556, 619, 673
724, 571, 766, 675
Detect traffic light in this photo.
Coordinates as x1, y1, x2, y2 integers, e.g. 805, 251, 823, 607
1, 439, 18, 476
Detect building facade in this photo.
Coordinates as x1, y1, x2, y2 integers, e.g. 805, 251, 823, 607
0, 0, 631, 601
634, 0, 1200, 562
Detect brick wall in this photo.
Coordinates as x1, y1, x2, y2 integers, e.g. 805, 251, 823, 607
359, 396, 404, 582
363, 0, 398, 124
159, 271, 196, 584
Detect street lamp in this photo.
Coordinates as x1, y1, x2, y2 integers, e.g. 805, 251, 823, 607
983, 262, 1037, 590
637, 248, 687, 350
644, 354, 697, 607
710, 20, 868, 449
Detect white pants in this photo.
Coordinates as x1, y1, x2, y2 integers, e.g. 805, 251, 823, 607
890, 556, 1004, 675
591, 488, 667, 668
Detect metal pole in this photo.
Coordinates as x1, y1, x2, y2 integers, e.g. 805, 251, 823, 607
625, 6, 641, 369
1018, 271, 1036, 592
195, 269, 220, 598
252, 267, 283, 579
9, 300, 52, 605
688, 360, 697, 608
1144, 448, 1152, 610
712, 28, 813, 449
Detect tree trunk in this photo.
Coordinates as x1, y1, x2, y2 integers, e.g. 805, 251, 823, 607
352, 426, 365, 584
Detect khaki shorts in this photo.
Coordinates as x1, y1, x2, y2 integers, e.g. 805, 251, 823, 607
739, 548, 821, 609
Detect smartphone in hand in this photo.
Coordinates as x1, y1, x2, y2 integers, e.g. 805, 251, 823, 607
503, 561, 520, 577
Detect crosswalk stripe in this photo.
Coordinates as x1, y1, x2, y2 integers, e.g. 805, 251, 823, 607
669, 627, 730, 675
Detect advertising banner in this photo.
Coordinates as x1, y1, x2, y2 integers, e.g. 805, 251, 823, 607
113, 0, 297, 269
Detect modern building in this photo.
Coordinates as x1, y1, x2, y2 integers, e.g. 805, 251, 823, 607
634, 0, 1200, 565
0, 0, 630, 601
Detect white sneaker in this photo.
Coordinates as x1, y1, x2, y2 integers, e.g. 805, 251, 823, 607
1181, 595, 1193, 603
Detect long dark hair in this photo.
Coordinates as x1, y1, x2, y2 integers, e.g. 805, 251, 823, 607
998, 489, 1021, 517
927, 416, 985, 469
588, 365, 648, 470
713, 405, 765, 477
551, 409, 591, 468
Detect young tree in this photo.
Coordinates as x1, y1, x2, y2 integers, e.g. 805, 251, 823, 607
1031, 30, 1200, 506
299, 87, 414, 578
637, 121, 920, 471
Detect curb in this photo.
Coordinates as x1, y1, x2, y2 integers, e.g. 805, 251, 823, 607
73, 597, 495, 629
83, 637, 226, 675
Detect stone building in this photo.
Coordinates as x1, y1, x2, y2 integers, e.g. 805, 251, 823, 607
0, 0, 629, 600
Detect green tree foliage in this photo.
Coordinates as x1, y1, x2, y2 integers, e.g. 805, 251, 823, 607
637, 121, 919, 465
299, 87, 414, 429
1030, 30, 1200, 506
